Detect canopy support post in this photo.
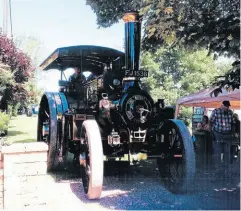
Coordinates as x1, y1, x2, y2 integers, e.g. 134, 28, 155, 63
175, 105, 180, 119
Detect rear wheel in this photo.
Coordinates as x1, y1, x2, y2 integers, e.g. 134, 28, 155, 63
37, 93, 68, 171
80, 120, 103, 199
37, 94, 60, 171
156, 119, 195, 193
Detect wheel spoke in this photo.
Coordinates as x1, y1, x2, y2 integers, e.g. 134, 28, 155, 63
157, 120, 195, 192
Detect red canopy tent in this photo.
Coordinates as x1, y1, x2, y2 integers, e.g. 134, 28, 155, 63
175, 87, 240, 118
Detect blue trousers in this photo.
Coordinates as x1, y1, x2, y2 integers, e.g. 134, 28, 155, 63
212, 131, 233, 169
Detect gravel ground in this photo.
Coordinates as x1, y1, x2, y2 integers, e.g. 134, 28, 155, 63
28, 159, 240, 211
4, 116, 239, 210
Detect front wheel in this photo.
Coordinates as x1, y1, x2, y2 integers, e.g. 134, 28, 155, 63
156, 119, 195, 193
80, 120, 104, 199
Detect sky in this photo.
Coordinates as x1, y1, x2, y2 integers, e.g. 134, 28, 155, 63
0, 0, 125, 91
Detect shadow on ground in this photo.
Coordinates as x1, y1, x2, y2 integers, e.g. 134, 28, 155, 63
7, 130, 27, 137
49, 160, 240, 210
13, 139, 36, 143
70, 162, 176, 210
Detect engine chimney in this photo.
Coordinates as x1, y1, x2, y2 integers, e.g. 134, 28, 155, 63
123, 12, 141, 71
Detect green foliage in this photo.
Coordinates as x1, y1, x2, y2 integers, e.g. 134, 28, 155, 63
11, 102, 21, 117
7, 104, 13, 117
0, 64, 15, 103
0, 32, 34, 82
0, 33, 42, 111
0, 64, 15, 86
85, 0, 240, 90
0, 111, 10, 132
177, 107, 193, 127
141, 47, 231, 106
24, 78, 43, 106
140, 47, 231, 125
85, 0, 142, 27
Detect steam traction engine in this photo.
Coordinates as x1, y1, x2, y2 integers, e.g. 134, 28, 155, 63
37, 12, 195, 199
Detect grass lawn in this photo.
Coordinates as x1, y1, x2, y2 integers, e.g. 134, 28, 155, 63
6, 115, 38, 144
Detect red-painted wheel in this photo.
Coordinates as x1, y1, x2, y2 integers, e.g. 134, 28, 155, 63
80, 120, 103, 199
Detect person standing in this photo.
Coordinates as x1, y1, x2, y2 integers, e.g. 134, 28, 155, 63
233, 113, 240, 136
210, 101, 236, 173
197, 115, 210, 131
231, 113, 240, 163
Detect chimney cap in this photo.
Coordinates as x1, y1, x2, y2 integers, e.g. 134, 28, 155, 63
122, 12, 139, 23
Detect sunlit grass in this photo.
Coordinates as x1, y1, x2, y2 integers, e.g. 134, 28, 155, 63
6, 115, 38, 145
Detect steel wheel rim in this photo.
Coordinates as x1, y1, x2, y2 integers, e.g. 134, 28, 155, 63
81, 129, 91, 194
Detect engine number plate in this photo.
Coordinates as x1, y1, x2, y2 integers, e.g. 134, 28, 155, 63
125, 70, 148, 77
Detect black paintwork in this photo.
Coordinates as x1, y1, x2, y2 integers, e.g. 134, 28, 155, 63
37, 12, 196, 194
40, 45, 125, 75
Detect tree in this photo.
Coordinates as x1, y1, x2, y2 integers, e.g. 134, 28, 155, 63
24, 78, 43, 106
141, 47, 230, 103
14, 35, 43, 66
140, 47, 231, 125
0, 32, 35, 111
85, 0, 240, 90
0, 63, 14, 110
14, 35, 49, 94
14, 35, 44, 105
0, 63, 15, 91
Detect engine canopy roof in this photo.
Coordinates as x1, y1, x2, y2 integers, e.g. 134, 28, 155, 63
40, 45, 125, 75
